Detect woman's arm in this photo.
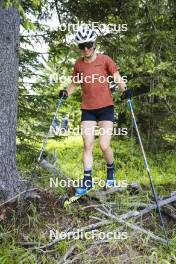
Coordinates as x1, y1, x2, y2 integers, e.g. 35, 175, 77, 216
66, 82, 77, 96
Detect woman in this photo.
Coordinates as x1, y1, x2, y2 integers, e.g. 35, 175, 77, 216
59, 26, 127, 195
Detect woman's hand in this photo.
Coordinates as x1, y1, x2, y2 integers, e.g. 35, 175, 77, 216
59, 90, 68, 99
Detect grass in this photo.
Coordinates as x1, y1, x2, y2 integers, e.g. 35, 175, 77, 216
46, 136, 176, 192
1, 136, 175, 263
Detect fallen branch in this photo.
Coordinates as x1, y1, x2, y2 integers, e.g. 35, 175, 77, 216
86, 201, 148, 210
95, 207, 168, 244
28, 219, 112, 250
16, 241, 43, 247
89, 216, 106, 221
162, 204, 176, 220
132, 193, 176, 220
64, 228, 129, 264
64, 242, 110, 264
58, 245, 76, 264
80, 204, 107, 210
88, 182, 142, 202
16, 192, 176, 250
0, 188, 39, 208
99, 193, 176, 222
64, 248, 89, 264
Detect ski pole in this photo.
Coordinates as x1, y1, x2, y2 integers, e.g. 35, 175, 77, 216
38, 97, 63, 162
127, 98, 169, 245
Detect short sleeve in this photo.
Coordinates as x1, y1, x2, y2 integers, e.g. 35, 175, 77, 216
105, 55, 120, 75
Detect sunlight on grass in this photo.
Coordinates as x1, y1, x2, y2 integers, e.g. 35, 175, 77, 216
43, 136, 176, 193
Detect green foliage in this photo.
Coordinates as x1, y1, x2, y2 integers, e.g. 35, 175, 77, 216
3, 136, 176, 263
15, 0, 176, 152
1, 1, 176, 262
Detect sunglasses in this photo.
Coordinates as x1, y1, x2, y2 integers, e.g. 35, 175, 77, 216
78, 42, 94, 50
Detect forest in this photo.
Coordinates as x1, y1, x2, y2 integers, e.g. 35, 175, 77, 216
0, 0, 176, 263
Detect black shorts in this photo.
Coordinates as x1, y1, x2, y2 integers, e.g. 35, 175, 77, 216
81, 105, 114, 122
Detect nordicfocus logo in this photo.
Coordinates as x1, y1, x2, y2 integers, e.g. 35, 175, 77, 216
58, 22, 127, 34
59, 74, 127, 85
50, 178, 128, 188
49, 125, 128, 137
50, 229, 128, 241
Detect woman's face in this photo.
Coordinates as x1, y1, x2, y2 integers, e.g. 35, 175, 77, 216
78, 42, 95, 59
81, 46, 94, 58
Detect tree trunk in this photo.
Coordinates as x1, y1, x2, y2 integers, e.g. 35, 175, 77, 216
0, 8, 22, 201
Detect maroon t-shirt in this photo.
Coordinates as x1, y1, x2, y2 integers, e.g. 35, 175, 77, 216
72, 54, 120, 109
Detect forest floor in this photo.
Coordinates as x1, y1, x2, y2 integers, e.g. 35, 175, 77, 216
0, 136, 176, 263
